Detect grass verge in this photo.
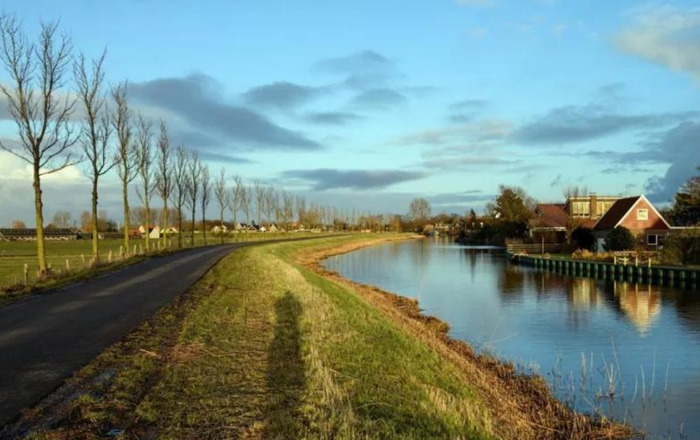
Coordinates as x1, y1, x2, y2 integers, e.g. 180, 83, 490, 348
3, 234, 635, 440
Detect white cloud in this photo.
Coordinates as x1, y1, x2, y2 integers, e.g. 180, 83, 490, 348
616, 4, 700, 81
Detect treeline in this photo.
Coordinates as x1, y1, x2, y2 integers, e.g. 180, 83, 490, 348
0, 17, 393, 275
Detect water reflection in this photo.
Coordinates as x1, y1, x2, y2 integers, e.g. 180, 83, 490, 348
323, 238, 700, 439
614, 282, 661, 336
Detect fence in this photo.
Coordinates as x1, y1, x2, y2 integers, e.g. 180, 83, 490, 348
505, 243, 564, 254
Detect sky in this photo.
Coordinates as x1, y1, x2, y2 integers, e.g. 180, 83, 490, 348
0, 0, 699, 226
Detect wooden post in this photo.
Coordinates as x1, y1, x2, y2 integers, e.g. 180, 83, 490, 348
133, 245, 137, 256
108, 250, 112, 263
140, 243, 144, 255
119, 246, 124, 258
23, 263, 28, 284
81, 254, 86, 267
65, 259, 70, 271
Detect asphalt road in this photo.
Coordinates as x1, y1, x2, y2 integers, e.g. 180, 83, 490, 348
0, 243, 239, 425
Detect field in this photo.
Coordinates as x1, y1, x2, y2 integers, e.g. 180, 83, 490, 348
4, 235, 632, 440
0, 232, 316, 292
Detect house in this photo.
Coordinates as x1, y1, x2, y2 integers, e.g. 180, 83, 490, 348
211, 224, 228, 233
268, 224, 280, 232
162, 226, 179, 234
530, 204, 569, 243
566, 194, 620, 221
592, 195, 671, 251
0, 228, 77, 241
139, 225, 162, 239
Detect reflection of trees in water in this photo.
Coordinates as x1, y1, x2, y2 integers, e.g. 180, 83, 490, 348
612, 282, 661, 335
497, 263, 526, 295
409, 239, 432, 268
659, 288, 700, 335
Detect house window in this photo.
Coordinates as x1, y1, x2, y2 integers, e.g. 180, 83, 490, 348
647, 234, 658, 246
637, 209, 648, 221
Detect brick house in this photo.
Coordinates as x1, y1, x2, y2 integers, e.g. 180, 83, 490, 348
530, 204, 569, 243
566, 194, 620, 222
592, 195, 671, 251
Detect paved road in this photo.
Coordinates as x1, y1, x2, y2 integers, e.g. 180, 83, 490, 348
0, 244, 239, 425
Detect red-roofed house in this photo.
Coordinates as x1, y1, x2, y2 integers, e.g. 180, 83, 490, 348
592, 195, 671, 251
530, 203, 569, 243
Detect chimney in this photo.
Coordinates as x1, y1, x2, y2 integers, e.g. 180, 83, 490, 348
590, 193, 598, 219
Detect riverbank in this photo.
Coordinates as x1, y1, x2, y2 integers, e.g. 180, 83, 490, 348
3, 234, 633, 440
510, 252, 700, 289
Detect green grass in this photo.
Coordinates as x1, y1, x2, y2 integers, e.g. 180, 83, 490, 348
8, 234, 496, 440
0, 231, 323, 291
6, 235, 630, 440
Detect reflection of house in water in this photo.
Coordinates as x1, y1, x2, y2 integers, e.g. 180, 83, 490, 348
614, 282, 661, 335
569, 278, 601, 309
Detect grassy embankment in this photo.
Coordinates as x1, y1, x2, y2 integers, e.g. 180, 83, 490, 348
5, 234, 633, 440
0, 232, 319, 303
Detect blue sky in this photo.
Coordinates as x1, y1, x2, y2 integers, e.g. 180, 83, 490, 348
1, 0, 699, 224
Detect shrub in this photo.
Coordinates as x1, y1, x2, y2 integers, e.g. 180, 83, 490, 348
659, 229, 700, 265
571, 227, 595, 251
604, 226, 636, 251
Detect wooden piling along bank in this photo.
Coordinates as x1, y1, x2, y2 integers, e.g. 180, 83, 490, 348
508, 253, 700, 291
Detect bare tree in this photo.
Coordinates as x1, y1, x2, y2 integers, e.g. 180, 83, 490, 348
254, 180, 265, 226
262, 186, 276, 227
135, 114, 154, 250
185, 150, 201, 246
241, 184, 252, 225
10, 220, 26, 228
214, 168, 228, 244
112, 81, 138, 254
200, 163, 211, 245
296, 196, 307, 228
52, 210, 73, 228
155, 120, 172, 246
282, 191, 294, 230
229, 174, 244, 228
169, 146, 189, 248
563, 185, 589, 201
75, 50, 114, 263
0, 18, 79, 274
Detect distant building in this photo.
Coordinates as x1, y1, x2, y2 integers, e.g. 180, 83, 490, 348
211, 225, 228, 233
566, 194, 620, 222
530, 203, 569, 243
592, 195, 671, 251
139, 225, 162, 239
0, 228, 77, 241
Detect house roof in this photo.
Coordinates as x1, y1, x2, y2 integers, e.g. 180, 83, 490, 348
593, 195, 671, 230
593, 196, 641, 230
532, 204, 569, 228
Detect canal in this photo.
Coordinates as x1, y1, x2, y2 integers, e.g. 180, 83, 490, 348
322, 237, 700, 439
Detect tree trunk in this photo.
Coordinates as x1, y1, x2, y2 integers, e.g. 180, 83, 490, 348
191, 205, 196, 247
177, 208, 183, 248
144, 200, 150, 251
91, 179, 99, 264
33, 166, 47, 274
122, 182, 130, 254
162, 199, 169, 247
202, 208, 206, 246
220, 208, 224, 244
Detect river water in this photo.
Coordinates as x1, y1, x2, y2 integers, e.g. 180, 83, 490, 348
322, 237, 700, 439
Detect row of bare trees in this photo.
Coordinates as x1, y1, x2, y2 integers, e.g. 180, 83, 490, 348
0, 17, 219, 270
0, 17, 399, 275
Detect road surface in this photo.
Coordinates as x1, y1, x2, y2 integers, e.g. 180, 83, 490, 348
0, 244, 239, 425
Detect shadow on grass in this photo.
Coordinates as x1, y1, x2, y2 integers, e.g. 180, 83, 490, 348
265, 290, 307, 437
